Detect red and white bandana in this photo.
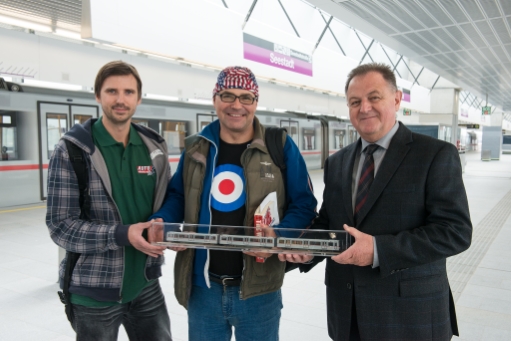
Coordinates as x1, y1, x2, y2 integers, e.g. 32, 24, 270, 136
213, 66, 259, 97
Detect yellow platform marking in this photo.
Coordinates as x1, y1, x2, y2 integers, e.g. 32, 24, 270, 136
0, 205, 46, 214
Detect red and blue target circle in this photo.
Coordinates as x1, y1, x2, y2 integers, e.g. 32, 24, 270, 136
211, 164, 246, 212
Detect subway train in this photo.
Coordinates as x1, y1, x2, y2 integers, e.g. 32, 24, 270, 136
0, 83, 359, 208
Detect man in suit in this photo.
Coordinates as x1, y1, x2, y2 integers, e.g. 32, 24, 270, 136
280, 62, 472, 340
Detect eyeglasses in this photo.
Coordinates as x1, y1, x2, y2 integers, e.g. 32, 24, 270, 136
216, 93, 257, 105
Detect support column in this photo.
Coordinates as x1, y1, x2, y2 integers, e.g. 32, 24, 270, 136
421, 88, 460, 146
481, 110, 503, 160
452, 89, 460, 147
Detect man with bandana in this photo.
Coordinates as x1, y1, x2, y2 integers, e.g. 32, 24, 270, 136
152, 66, 317, 341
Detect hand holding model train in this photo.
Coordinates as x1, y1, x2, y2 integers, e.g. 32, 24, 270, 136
129, 219, 167, 257
330, 224, 374, 266
151, 218, 188, 252
243, 223, 276, 261
277, 224, 374, 265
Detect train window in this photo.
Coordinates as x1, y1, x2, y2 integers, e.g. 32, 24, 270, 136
302, 128, 315, 150
333, 130, 346, 149
73, 114, 92, 126
47, 113, 68, 158
196, 113, 216, 132
280, 120, 299, 146
131, 119, 188, 154
160, 121, 187, 154
347, 126, 359, 145
132, 119, 149, 127
0, 112, 17, 161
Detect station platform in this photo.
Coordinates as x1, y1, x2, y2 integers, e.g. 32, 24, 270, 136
0, 150, 510, 341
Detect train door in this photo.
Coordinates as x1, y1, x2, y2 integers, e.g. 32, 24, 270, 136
37, 102, 99, 201
279, 119, 299, 146
196, 113, 216, 133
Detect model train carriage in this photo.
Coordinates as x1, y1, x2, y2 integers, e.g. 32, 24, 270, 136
166, 231, 219, 244
276, 237, 340, 251
219, 235, 275, 247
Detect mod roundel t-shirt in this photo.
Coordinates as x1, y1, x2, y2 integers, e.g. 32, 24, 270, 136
211, 164, 246, 212
209, 138, 250, 277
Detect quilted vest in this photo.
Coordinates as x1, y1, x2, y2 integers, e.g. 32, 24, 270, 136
174, 118, 287, 308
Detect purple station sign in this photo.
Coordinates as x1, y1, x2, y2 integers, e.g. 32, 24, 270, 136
243, 33, 313, 77
402, 88, 411, 102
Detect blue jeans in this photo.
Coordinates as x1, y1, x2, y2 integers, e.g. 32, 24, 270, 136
71, 280, 172, 341
188, 282, 283, 341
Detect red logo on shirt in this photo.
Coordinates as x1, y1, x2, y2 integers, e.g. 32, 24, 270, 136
137, 166, 154, 175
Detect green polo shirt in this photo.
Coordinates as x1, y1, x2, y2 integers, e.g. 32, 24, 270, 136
71, 117, 156, 307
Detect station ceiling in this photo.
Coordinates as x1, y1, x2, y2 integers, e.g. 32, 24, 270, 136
1, 0, 510, 121
0, 0, 81, 31
309, 0, 511, 118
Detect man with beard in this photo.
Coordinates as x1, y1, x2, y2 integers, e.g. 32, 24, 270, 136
46, 61, 172, 340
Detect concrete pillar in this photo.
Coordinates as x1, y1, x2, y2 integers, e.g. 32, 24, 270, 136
481, 110, 503, 160
422, 88, 461, 146
452, 89, 460, 147
490, 111, 503, 127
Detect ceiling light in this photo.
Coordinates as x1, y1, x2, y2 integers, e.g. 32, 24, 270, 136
22, 79, 83, 91
54, 29, 81, 39
143, 93, 179, 101
187, 98, 212, 105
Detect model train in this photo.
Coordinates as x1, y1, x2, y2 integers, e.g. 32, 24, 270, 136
165, 231, 341, 252
0, 85, 358, 208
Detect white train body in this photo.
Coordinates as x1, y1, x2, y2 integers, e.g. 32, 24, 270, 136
164, 231, 341, 252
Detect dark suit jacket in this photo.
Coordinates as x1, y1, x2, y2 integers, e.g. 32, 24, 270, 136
302, 123, 472, 341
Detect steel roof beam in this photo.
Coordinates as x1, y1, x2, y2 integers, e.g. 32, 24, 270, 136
277, 0, 300, 38
319, 11, 345, 56
241, 0, 258, 30
312, 15, 333, 55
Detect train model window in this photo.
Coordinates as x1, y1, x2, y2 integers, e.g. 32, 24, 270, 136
47, 113, 68, 159
0, 112, 17, 161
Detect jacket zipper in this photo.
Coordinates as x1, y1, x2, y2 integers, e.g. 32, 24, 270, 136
200, 135, 218, 289
239, 145, 256, 300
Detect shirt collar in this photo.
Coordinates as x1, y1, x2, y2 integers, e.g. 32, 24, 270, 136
93, 116, 143, 146
360, 121, 399, 152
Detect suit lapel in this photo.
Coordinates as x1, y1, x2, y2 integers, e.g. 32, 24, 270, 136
341, 141, 359, 225
356, 123, 412, 226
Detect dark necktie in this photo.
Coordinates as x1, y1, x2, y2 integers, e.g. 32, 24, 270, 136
354, 144, 379, 224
